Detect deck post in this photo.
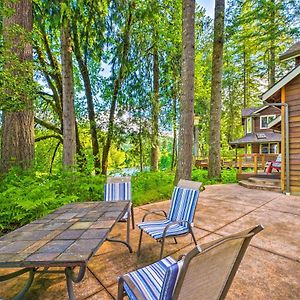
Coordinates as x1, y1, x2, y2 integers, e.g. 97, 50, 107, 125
281, 87, 286, 192
254, 155, 258, 174
261, 155, 265, 171
238, 156, 242, 173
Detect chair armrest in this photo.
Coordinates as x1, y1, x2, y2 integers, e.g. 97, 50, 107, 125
142, 209, 168, 222
118, 275, 145, 300
162, 220, 192, 238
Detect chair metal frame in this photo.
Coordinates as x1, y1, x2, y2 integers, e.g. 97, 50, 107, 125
118, 224, 264, 300
137, 179, 202, 259
105, 176, 135, 253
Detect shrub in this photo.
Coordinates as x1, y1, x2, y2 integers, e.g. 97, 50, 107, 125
0, 168, 237, 234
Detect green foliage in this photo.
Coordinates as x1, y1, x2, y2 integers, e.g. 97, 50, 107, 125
0, 24, 39, 111
192, 168, 238, 185
0, 169, 105, 234
132, 171, 174, 205
0, 168, 238, 234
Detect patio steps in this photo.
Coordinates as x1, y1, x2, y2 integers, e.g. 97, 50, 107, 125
239, 177, 281, 193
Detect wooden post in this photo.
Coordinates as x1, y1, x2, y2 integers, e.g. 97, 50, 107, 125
254, 155, 258, 174
281, 87, 286, 192
238, 155, 242, 173
261, 155, 265, 172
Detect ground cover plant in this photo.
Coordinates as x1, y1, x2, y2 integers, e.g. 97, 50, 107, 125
0, 168, 237, 235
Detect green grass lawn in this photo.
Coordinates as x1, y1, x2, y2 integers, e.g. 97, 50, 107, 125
0, 168, 237, 235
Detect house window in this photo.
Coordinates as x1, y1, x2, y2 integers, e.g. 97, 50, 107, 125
246, 144, 252, 154
260, 144, 269, 154
260, 115, 276, 129
246, 117, 252, 133
260, 143, 279, 154
270, 143, 278, 154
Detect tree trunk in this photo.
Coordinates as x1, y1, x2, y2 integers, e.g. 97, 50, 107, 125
171, 84, 178, 171
0, 0, 34, 173
175, 0, 195, 183
101, 4, 133, 175
139, 112, 144, 172
151, 30, 159, 171
243, 48, 247, 108
269, 0, 276, 87
208, 0, 225, 180
72, 20, 100, 173
101, 79, 119, 175
61, 15, 76, 168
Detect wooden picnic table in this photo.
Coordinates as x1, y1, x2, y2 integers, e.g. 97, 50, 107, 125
0, 201, 131, 300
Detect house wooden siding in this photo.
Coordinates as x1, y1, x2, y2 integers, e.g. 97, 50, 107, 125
252, 144, 260, 153
286, 74, 300, 193
253, 107, 281, 132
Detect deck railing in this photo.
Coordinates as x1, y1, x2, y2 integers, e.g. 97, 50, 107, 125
237, 153, 278, 174
195, 154, 279, 174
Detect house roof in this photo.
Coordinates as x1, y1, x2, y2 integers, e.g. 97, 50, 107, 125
280, 42, 300, 61
262, 64, 300, 102
229, 132, 281, 147
241, 107, 262, 117
268, 115, 281, 129
241, 105, 280, 117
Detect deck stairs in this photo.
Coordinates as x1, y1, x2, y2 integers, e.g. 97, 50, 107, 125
239, 177, 281, 193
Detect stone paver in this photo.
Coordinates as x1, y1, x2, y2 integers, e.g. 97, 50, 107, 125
0, 183, 299, 299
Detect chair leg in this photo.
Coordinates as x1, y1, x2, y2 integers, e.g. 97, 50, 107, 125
131, 205, 135, 229
117, 277, 125, 300
126, 210, 130, 246
190, 228, 197, 245
137, 229, 143, 257
160, 236, 167, 260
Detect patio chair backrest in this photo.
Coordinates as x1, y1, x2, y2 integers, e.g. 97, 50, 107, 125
168, 180, 202, 223
104, 176, 131, 201
275, 154, 281, 163
173, 225, 264, 300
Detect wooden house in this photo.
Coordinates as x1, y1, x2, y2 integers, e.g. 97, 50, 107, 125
230, 106, 281, 155
262, 42, 300, 195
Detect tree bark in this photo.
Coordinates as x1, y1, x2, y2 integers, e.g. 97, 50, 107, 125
175, 0, 195, 183
151, 29, 159, 171
72, 19, 101, 173
208, 0, 225, 180
0, 0, 35, 173
61, 15, 76, 168
171, 81, 178, 171
139, 112, 144, 172
269, 0, 276, 87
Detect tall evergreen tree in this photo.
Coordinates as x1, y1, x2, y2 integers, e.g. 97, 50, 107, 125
175, 0, 195, 183
0, 0, 35, 173
208, 0, 225, 180
61, 2, 76, 167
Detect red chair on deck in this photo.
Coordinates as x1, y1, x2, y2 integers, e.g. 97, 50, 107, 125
266, 154, 281, 175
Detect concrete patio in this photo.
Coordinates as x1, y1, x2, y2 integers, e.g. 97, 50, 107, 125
0, 183, 299, 299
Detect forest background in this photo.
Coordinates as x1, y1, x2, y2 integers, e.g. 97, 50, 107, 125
0, 0, 299, 233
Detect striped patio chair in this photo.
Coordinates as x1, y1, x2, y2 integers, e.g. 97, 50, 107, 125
104, 176, 134, 252
137, 179, 202, 259
118, 225, 264, 300
104, 176, 135, 228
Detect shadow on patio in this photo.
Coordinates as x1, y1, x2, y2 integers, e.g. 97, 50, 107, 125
1, 184, 299, 299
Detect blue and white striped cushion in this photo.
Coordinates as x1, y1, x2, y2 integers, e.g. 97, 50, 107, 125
168, 187, 199, 224
104, 182, 131, 201
138, 219, 190, 239
138, 187, 199, 239
104, 182, 131, 219
123, 256, 178, 300
160, 259, 183, 300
